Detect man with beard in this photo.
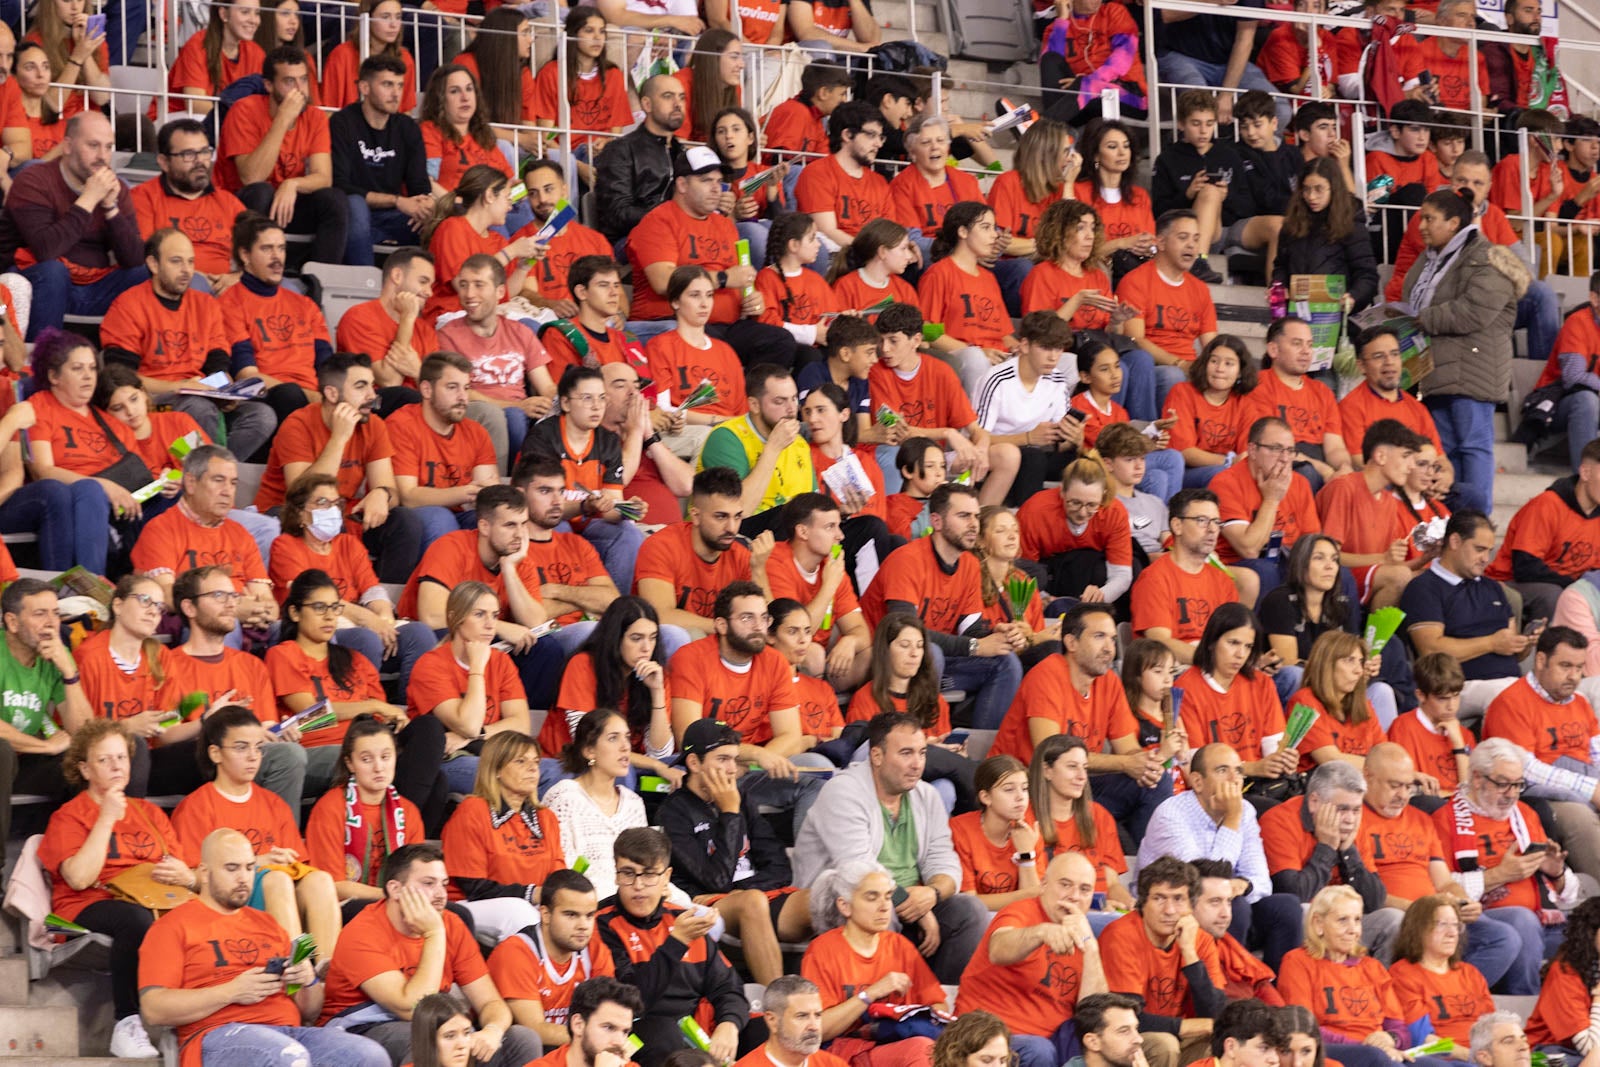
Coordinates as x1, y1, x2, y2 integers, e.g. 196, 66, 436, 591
860, 483, 1026, 730
735, 976, 848, 1067
387, 352, 499, 554
593, 74, 686, 246
540, 256, 647, 379
522, 365, 647, 592
216, 212, 333, 424
156, 565, 306, 810
99, 228, 278, 462
255, 351, 424, 582
524, 977, 644, 1067
335, 247, 436, 405
954, 852, 1109, 1067
490, 868, 616, 1049
794, 713, 992, 984
635, 466, 756, 635
1339, 328, 1447, 469
1187, 860, 1283, 1004
1131, 488, 1243, 665
1484, 441, 1600, 624
795, 101, 892, 262
1237, 316, 1353, 493
0, 111, 147, 339
218, 45, 348, 266
669, 581, 822, 827
320, 843, 540, 1066
131, 117, 247, 294
1433, 738, 1579, 967
138, 829, 391, 1067
701, 365, 814, 537
1485, 0, 1566, 118
329, 55, 432, 268
515, 160, 615, 318
1069, 993, 1165, 1067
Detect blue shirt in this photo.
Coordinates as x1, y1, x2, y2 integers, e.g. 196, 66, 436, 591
1398, 561, 1519, 679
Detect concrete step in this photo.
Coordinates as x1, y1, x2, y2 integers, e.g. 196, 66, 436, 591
0, 957, 29, 1005
1495, 441, 1529, 476
1494, 471, 1553, 509
0, 1005, 82, 1057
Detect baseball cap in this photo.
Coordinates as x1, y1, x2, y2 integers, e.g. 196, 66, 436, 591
682, 719, 742, 756
674, 145, 726, 178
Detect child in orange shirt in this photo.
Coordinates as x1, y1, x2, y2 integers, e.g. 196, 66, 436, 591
948, 755, 1044, 908
1070, 339, 1184, 501
829, 218, 920, 314
918, 202, 1016, 396
756, 212, 843, 350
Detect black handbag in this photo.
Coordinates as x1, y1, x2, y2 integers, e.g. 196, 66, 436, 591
88, 408, 154, 492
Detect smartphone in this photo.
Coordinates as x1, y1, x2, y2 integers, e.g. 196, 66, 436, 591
1527, 618, 1549, 637
1066, 408, 1089, 423
1523, 842, 1549, 854
85, 12, 105, 37
264, 957, 287, 976
944, 730, 970, 747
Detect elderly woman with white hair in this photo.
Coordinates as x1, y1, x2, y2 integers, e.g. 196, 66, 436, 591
801, 861, 950, 1065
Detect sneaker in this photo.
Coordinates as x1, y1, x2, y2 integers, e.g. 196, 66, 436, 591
1190, 257, 1224, 284
109, 1015, 159, 1059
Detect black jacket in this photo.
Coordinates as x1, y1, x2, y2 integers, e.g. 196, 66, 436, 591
657, 788, 793, 898
595, 897, 749, 1029
1151, 140, 1255, 225
593, 125, 682, 242
1271, 202, 1381, 312
1236, 140, 1301, 216
1269, 798, 1388, 910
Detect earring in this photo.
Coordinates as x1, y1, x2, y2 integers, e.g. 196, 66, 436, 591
588, 757, 596, 767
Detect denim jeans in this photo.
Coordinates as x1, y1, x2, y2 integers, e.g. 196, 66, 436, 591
1557, 390, 1599, 472
200, 1023, 390, 1067
561, 517, 646, 595
1139, 448, 1186, 502
0, 477, 109, 570
925, 642, 1023, 730
344, 197, 425, 266
1011, 1024, 1078, 1067
1184, 463, 1227, 487
1424, 394, 1495, 514
413, 505, 477, 554
736, 220, 772, 276
993, 257, 1034, 318
1518, 280, 1561, 364
1155, 53, 1288, 126
332, 619, 435, 699
21, 261, 148, 340
1090, 768, 1173, 846
105, 0, 148, 64
1114, 347, 1187, 422
1477, 905, 1558, 993
1453, 909, 1522, 992
504, 406, 530, 468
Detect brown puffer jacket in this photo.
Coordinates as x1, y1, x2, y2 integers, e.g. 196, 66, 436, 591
1400, 229, 1531, 404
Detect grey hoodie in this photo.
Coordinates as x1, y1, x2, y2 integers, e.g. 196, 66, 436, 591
791, 760, 962, 890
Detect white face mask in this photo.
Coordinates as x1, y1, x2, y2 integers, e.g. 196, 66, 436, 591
308, 506, 344, 542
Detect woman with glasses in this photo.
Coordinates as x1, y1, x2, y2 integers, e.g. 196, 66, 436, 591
266, 569, 410, 799
1016, 454, 1134, 603
172, 705, 343, 962
270, 472, 432, 693
1290, 631, 1386, 772
541, 709, 646, 901
1388, 895, 1494, 1048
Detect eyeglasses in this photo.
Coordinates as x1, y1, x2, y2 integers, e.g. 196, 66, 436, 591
1178, 516, 1224, 530
198, 590, 242, 604
568, 392, 606, 405
1063, 499, 1101, 514
1432, 921, 1463, 931
615, 868, 666, 886
1252, 442, 1295, 456
1479, 773, 1528, 793
124, 592, 166, 612
162, 147, 214, 163
301, 601, 345, 617
223, 742, 267, 756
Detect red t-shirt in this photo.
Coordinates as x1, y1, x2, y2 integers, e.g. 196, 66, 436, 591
633, 521, 753, 618
1483, 676, 1599, 766
171, 782, 306, 865
1316, 471, 1414, 559
668, 636, 797, 746
1337, 383, 1444, 456
489, 931, 615, 1026
888, 165, 985, 232
513, 218, 616, 304
953, 895, 1089, 1035
406, 642, 522, 724
319, 901, 486, 1023
424, 215, 506, 321
386, 402, 497, 491
442, 796, 566, 899
1387, 711, 1476, 791
1292, 687, 1385, 771
39, 793, 186, 921
948, 812, 1045, 896
1277, 949, 1405, 1042
1238, 369, 1343, 450
268, 533, 380, 606
102, 283, 229, 382
1166, 382, 1248, 456
917, 257, 1011, 349
1130, 555, 1241, 643
322, 41, 417, 112
26, 387, 141, 476
1016, 490, 1134, 565
628, 200, 743, 322
1099, 911, 1225, 1017
305, 787, 423, 885
264, 639, 387, 748
801, 926, 944, 1011
530, 61, 631, 133
130, 507, 268, 588
858, 536, 982, 633
1116, 260, 1217, 360
1485, 487, 1600, 583
75, 627, 171, 725
256, 404, 393, 511
216, 94, 331, 192
216, 280, 328, 389
867, 356, 976, 433
422, 122, 511, 192
1019, 261, 1114, 329
988, 169, 1064, 242
762, 541, 860, 641
334, 299, 439, 389
644, 330, 747, 417
1175, 666, 1286, 763
795, 154, 892, 238
992, 656, 1137, 766
1356, 802, 1446, 903
131, 179, 246, 277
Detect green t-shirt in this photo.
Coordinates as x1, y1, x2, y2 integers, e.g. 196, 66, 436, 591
0, 640, 64, 738
877, 800, 921, 887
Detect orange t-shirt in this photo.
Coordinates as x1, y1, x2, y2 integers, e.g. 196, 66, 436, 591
541, 321, 644, 380
216, 279, 329, 389
858, 535, 982, 634
529, 61, 632, 134
1527, 959, 1591, 1048
488, 931, 615, 1027
888, 165, 985, 233
987, 170, 1064, 242
74, 627, 172, 725
992, 657, 1137, 766
633, 521, 753, 618
755, 265, 842, 328
917, 257, 1010, 349
1016, 490, 1133, 565
134, 406, 207, 476
1485, 487, 1600, 582
844, 687, 952, 737
795, 672, 845, 739
1116, 259, 1217, 359
1338, 383, 1444, 457
948, 812, 1045, 896
1292, 687, 1385, 771
801, 926, 945, 1010
1210, 460, 1322, 564
102, 283, 230, 383
1175, 666, 1286, 764
1432, 800, 1551, 912
668, 637, 797, 746
1356, 802, 1445, 903
763, 98, 827, 156
131, 178, 246, 277
216, 94, 331, 192
1075, 182, 1157, 243
513, 218, 615, 304
1368, 150, 1447, 195
1277, 949, 1405, 1042
322, 41, 417, 113
26, 387, 141, 476
1130, 554, 1240, 643
171, 782, 307, 865
1316, 472, 1414, 559
1069, 392, 1128, 451
267, 533, 381, 606
1387, 711, 1476, 791
334, 300, 439, 389
812, 444, 888, 524
523, 532, 609, 625
1483, 677, 1599, 766
1099, 911, 1225, 1017
256, 404, 393, 511
264, 640, 387, 748
138, 900, 298, 1067
422, 122, 511, 192
385, 402, 497, 491
155, 646, 279, 727
953, 895, 1089, 1035
644, 330, 747, 417
305, 787, 423, 885
1019, 261, 1114, 329
39, 793, 186, 921
406, 642, 522, 723
425, 214, 507, 321
160, 31, 266, 114
441, 796, 566, 899
397, 528, 545, 619
1166, 382, 1247, 457
627, 201, 744, 322
763, 541, 860, 641
1045, 804, 1126, 891
1403, 36, 1489, 110
1238, 369, 1343, 451
795, 155, 892, 238
867, 356, 977, 434
130, 507, 268, 589
832, 270, 918, 314
319, 901, 486, 1023
543, 651, 672, 757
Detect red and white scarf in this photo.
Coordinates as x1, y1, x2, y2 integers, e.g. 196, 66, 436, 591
344, 779, 407, 885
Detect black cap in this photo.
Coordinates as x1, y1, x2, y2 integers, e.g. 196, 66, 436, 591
682, 719, 742, 756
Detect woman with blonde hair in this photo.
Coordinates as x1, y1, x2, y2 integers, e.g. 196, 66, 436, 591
1028, 735, 1131, 927
976, 506, 1060, 668
986, 118, 1078, 300
1291, 630, 1385, 771
1388, 895, 1494, 1047
439, 731, 563, 941
1014, 452, 1134, 602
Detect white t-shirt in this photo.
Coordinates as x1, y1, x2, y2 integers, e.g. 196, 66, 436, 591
973, 357, 1074, 435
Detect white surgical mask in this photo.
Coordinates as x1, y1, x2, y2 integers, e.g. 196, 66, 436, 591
308, 506, 344, 542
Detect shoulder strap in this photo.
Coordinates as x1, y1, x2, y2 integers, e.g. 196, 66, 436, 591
88, 407, 131, 458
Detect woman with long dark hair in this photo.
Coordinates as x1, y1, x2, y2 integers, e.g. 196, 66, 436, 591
1175, 603, 1296, 786
457, 7, 539, 144
254, 0, 319, 103
159, 0, 262, 116
919, 201, 1016, 397
1166, 334, 1259, 486
1527, 897, 1600, 1049
421, 65, 514, 195
1028, 735, 1132, 923
542, 709, 648, 901
409, 993, 478, 1067
675, 29, 743, 143
530, 5, 632, 181
1074, 120, 1157, 271
322, 0, 417, 111
1273, 157, 1379, 313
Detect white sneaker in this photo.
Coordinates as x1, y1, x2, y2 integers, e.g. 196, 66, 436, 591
109, 1014, 159, 1059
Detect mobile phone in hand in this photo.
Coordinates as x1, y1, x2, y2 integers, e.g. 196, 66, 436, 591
85, 12, 105, 37
264, 957, 287, 976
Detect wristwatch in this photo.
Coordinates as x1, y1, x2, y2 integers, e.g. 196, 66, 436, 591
643, 431, 663, 449
716, 270, 729, 289
857, 990, 873, 1006
1013, 851, 1036, 865
968, 637, 979, 657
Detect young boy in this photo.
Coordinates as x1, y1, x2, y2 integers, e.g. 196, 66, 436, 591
1386, 651, 1474, 793
861, 74, 918, 172
1234, 90, 1302, 218
766, 61, 853, 158
885, 436, 946, 538
1430, 111, 1468, 181
1151, 89, 1272, 283
1491, 107, 1566, 271
973, 310, 1081, 504
796, 313, 885, 441
1099, 422, 1167, 558
1291, 100, 1355, 191
1368, 99, 1447, 206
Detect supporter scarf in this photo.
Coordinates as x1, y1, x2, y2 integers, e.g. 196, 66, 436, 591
1450, 786, 1527, 906
1410, 225, 1476, 310
490, 799, 547, 840
343, 779, 407, 885
1368, 14, 1418, 115
1529, 37, 1570, 118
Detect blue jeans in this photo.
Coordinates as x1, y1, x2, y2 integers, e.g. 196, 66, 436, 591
1091, 768, 1173, 846
1155, 53, 1287, 125
1184, 463, 1227, 487
1424, 395, 1495, 514
413, 505, 477, 553
736, 220, 772, 276
994, 257, 1035, 318
1011, 1024, 1078, 1067
344, 197, 424, 266
1477, 905, 1558, 993
0, 477, 107, 570
926, 641, 1023, 730
573, 517, 646, 595
1557, 390, 1598, 472
21, 261, 148, 340
1456, 909, 1522, 992
504, 407, 530, 468
200, 1023, 389, 1067
105, 0, 148, 64
1518, 280, 1561, 364
1139, 448, 1185, 502
332, 619, 435, 698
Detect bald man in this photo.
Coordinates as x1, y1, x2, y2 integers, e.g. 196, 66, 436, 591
592, 73, 687, 245
954, 852, 1115, 1067
0, 111, 149, 338
1359, 742, 1522, 989
139, 829, 390, 1067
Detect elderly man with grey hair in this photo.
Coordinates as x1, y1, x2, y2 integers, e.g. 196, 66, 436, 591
751, 976, 831, 1067
1258, 760, 1409, 958
1468, 1012, 1533, 1067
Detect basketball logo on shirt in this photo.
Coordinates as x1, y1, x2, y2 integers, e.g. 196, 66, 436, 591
219, 937, 263, 966
1042, 959, 1081, 1003
244, 827, 280, 853
1367, 831, 1424, 861
1149, 302, 1199, 338
800, 700, 833, 735
1146, 976, 1181, 1013
1552, 720, 1592, 755
1553, 540, 1595, 571
108, 830, 159, 861
497, 824, 551, 857
60, 425, 112, 457
1274, 402, 1322, 442
1435, 993, 1482, 1020
263, 314, 296, 342
104, 698, 146, 722
1199, 418, 1235, 451
1206, 712, 1252, 748
1335, 986, 1373, 1017
975, 869, 1019, 895
1172, 597, 1212, 628
422, 461, 464, 488
708, 694, 761, 734
677, 586, 719, 619
175, 216, 215, 245
535, 561, 576, 586
155, 330, 192, 361
957, 293, 1001, 328
684, 233, 730, 266
573, 96, 609, 130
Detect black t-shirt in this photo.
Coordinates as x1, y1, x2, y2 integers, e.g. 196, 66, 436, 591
328, 103, 430, 198
1257, 585, 1359, 664
1156, 0, 1265, 67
